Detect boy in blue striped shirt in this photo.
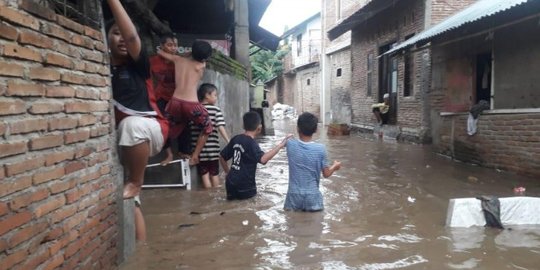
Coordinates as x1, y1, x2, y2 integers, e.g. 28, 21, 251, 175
284, 112, 341, 211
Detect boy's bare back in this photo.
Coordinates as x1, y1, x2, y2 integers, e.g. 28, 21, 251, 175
171, 55, 206, 102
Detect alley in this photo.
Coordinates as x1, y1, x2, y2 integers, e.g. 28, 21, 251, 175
120, 120, 540, 269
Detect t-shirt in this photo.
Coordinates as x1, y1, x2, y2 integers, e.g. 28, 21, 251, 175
220, 134, 264, 198
286, 139, 329, 194
149, 55, 175, 102
191, 104, 226, 161
111, 50, 156, 116
371, 102, 389, 114
111, 49, 168, 140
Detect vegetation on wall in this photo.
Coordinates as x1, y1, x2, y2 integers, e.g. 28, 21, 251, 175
250, 44, 290, 83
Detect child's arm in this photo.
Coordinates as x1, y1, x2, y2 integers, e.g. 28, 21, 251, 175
218, 126, 230, 143
260, 134, 292, 165
108, 0, 141, 60
219, 155, 230, 174
157, 49, 180, 62
323, 160, 342, 178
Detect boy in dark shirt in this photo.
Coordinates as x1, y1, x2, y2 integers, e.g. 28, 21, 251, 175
220, 112, 291, 200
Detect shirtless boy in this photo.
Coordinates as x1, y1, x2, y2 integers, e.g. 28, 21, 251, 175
157, 41, 213, 165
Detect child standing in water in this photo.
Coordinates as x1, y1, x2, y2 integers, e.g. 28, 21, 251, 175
284, 112, 341, 211
157, 41, 213, 165
191, 83, 230, 188
220, 112, 291, 200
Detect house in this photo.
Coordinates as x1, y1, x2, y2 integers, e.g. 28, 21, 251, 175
327, 0, 475, 142
388, 0, 540, 176
320, 0, 368, 125
267, 12, 322, 118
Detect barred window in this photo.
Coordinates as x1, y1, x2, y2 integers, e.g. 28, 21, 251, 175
37, 0, 102, 29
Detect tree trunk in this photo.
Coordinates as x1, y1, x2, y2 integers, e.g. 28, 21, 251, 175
123, 0, 172, 36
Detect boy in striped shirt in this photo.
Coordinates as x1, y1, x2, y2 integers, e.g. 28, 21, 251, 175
191, 83, 230, 188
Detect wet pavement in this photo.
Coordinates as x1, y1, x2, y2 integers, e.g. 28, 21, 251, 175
120, 120, 540, 269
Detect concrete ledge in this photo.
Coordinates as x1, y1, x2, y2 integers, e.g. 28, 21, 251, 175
122, 199, 135, 260
446, 197, 540, 227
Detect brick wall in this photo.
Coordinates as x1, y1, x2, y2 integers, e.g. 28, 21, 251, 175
430, 0, 477, 26
350, 0, 427, 133
435, 113, 540, 176
0, 1, 120, 269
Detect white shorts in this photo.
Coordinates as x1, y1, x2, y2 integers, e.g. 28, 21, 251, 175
117, 116, 164, 157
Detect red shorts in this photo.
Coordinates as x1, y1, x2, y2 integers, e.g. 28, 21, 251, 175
165, 97, 212, 138
197, 160, 219, 176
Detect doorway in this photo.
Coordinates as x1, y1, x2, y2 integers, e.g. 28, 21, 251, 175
378, 42, 398, 124
476, 53, 492, 106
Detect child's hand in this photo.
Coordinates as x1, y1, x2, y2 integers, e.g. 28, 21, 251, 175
280, 134, 293, 147
332, 160, 342, 171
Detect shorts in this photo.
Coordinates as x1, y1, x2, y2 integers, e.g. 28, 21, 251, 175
372, 107, 389, 124
117, 116, 164, 156
284, 192, 324, 212
134, 195, 141, 207
226, 181, 256, 200
197, 160, 219, 176
165, 97, 212, 139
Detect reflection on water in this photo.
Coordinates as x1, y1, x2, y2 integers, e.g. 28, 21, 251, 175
120, 120, 540, 269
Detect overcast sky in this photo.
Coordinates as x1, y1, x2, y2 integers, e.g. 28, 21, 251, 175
259, 0, 321, 36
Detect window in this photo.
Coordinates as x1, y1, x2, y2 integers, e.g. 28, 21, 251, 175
403, 54, 413, 96
367, 53, 373, 96
336, 68, 342, 77
307, 79, 310, 85
41, 0, 102, 28
296, 34, 302, 56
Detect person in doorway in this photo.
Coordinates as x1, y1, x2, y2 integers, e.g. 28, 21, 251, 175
106, 0, 168, 199
284, 112, 341, 212
219, 112, 291, 200
372, 93, 390, 126
191, 83, 230, 188
157, 41, 213, 165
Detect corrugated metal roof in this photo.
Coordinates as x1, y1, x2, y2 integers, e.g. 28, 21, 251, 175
385, 0, 532, 55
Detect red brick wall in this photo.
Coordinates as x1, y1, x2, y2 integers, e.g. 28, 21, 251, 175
350, 0, 427, 132
430, 0, 477, 25
435, 113, 540, 176
0, 1, 120, 269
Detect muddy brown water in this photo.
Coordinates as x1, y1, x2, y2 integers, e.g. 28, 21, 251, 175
120, 120, 540, 269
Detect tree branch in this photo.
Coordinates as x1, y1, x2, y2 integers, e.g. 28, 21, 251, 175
123, 0, 172, 35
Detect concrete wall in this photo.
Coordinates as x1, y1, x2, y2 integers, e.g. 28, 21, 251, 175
329, 49, 352, 124
0, 1, 121, 269
202, 69, 250, 135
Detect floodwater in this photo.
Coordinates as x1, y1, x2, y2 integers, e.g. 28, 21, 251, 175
120, 120, 540, 270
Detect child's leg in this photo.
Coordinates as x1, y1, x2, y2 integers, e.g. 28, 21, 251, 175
190, 133, 208, 165
211, 175, 221, 188
122, 142, 150, 199
160, 146, 173, 166
201, 172, 212, 189
134, 199, 146, 242
209, 160, 221, 187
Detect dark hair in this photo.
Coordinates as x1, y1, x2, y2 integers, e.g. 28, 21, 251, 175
160, 33, 177, 45
192, 40, 212, 62
197, 83, 217, 102
243, 112, 261, 131
105, 19, 115, 35
297, 112, 318, 136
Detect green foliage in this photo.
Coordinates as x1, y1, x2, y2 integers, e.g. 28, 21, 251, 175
250, 45, 289, 83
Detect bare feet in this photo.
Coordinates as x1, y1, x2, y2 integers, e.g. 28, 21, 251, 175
177, 152, 191, 160
160, 154, 173, 166
123, 182, 141, 199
